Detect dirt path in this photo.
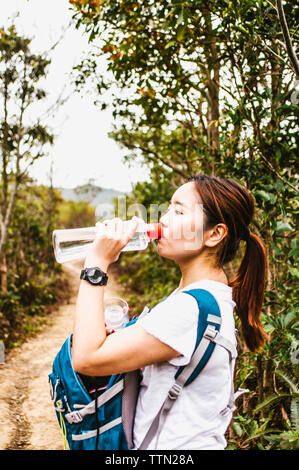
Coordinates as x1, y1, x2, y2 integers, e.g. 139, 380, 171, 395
0, 260, 122, 450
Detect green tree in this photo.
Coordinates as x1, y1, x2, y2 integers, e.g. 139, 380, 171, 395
0, 178, 67, 349
70, 0, 298, 180
0, 24, 54, 291
57, 198, 96, 229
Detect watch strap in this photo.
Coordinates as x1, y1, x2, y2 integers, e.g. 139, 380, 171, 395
80, 267, 108, 286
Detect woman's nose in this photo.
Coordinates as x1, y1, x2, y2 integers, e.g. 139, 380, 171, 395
159, 213, 168, 227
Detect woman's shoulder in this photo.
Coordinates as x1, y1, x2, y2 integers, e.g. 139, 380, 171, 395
152, 288, 200, 313
137, 290, 199, 330
177, 281, 236, 309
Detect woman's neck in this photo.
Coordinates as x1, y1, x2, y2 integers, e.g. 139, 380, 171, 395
177, 255, 228, 291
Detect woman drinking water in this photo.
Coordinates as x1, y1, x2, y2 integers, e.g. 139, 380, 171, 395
71, 173, 267, 450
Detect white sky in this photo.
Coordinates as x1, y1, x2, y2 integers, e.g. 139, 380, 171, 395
0, 0, 150, 193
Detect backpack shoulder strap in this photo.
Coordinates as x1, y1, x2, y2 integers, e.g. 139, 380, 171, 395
175, 288, 237, 385
174, 288, 222, 385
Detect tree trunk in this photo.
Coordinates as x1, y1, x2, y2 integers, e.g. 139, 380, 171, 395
204, 10, 220, 173
0, 178, 19, 268
256, 355, 264, 417
0, 254, 7, 294
46, 161, 55, 267
263, 357, 274, 397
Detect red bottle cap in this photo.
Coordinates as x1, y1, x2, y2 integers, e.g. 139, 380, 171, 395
146, 223, 162, 240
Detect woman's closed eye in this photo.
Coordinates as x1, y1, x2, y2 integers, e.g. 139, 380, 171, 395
175, 208, 183, 215
165, 204, 184, 215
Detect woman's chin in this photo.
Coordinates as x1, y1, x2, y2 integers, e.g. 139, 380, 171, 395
157, 239, 163, 253
157, 239, 168, 256
157, 241, 175, 261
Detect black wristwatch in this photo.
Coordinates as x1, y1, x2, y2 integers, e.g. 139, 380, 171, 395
80, 267, 108, 286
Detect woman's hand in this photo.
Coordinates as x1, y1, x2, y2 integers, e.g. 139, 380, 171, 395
84, 216, 139, 269
105, 326, 115, 335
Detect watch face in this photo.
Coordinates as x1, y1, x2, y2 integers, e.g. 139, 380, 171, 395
87, 268, 104, 284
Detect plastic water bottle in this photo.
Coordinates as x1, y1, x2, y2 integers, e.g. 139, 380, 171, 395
104, 297, 129, 331
52, 217, 162, 263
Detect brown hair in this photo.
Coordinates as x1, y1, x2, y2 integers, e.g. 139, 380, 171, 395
188, 174, 268, 352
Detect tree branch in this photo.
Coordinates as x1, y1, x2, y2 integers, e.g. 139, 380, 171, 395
276, 0, 299, 77
258, 152, 299, 193
122, 140, 188, 179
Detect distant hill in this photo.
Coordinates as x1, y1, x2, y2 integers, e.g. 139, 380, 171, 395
58, 184, 126, 207
57, 184, 128, 219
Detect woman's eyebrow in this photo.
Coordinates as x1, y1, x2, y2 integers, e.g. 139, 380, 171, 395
170, 198, 188, 208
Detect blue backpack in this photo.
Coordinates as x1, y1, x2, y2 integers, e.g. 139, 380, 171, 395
48, 288, 238, 450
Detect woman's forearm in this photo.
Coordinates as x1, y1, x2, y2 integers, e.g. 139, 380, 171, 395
71, 217, 138, 371
72, 257, 109, 369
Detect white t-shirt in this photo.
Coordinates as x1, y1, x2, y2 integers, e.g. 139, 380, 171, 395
133, 280, 237, 450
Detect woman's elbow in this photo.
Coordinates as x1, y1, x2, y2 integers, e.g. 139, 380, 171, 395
72, 350, 107, 376
71, 345, 95, 374
72, 353, 90, 375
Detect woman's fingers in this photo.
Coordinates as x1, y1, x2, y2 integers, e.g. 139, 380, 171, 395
96, 218, 121, 239
98, 217, 138, 244
123, 217, 139, 245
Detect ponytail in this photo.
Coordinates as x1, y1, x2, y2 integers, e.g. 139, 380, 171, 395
230, 232, 268, 352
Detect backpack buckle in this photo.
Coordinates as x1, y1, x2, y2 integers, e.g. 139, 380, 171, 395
65, 410, 83, 424
204, 325, 218, 341
168, 383, 182, 400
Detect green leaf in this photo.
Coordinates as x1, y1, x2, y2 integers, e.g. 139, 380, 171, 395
253, 393, 292, 415
275, 369, 299, 394
176, 25, 185, 42
289, 267, 299, 278
255, 190, 277, 204
288, 240, 299, 257
161, 21, 171, 31
264, 324, 275, 333
232, 422, 243, 437
290, 397, 299, 429
176, 9, 184, 26
165, 40, 176, 49
276, 222, 293, 232
233, 24, 249, 35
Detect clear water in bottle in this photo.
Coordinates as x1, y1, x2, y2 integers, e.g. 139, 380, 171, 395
104, 297, 129, 331
52, 217, 162, 263
104, 305, 127, 330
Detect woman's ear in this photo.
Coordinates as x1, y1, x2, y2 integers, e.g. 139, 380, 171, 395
205, 223, 228, 248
